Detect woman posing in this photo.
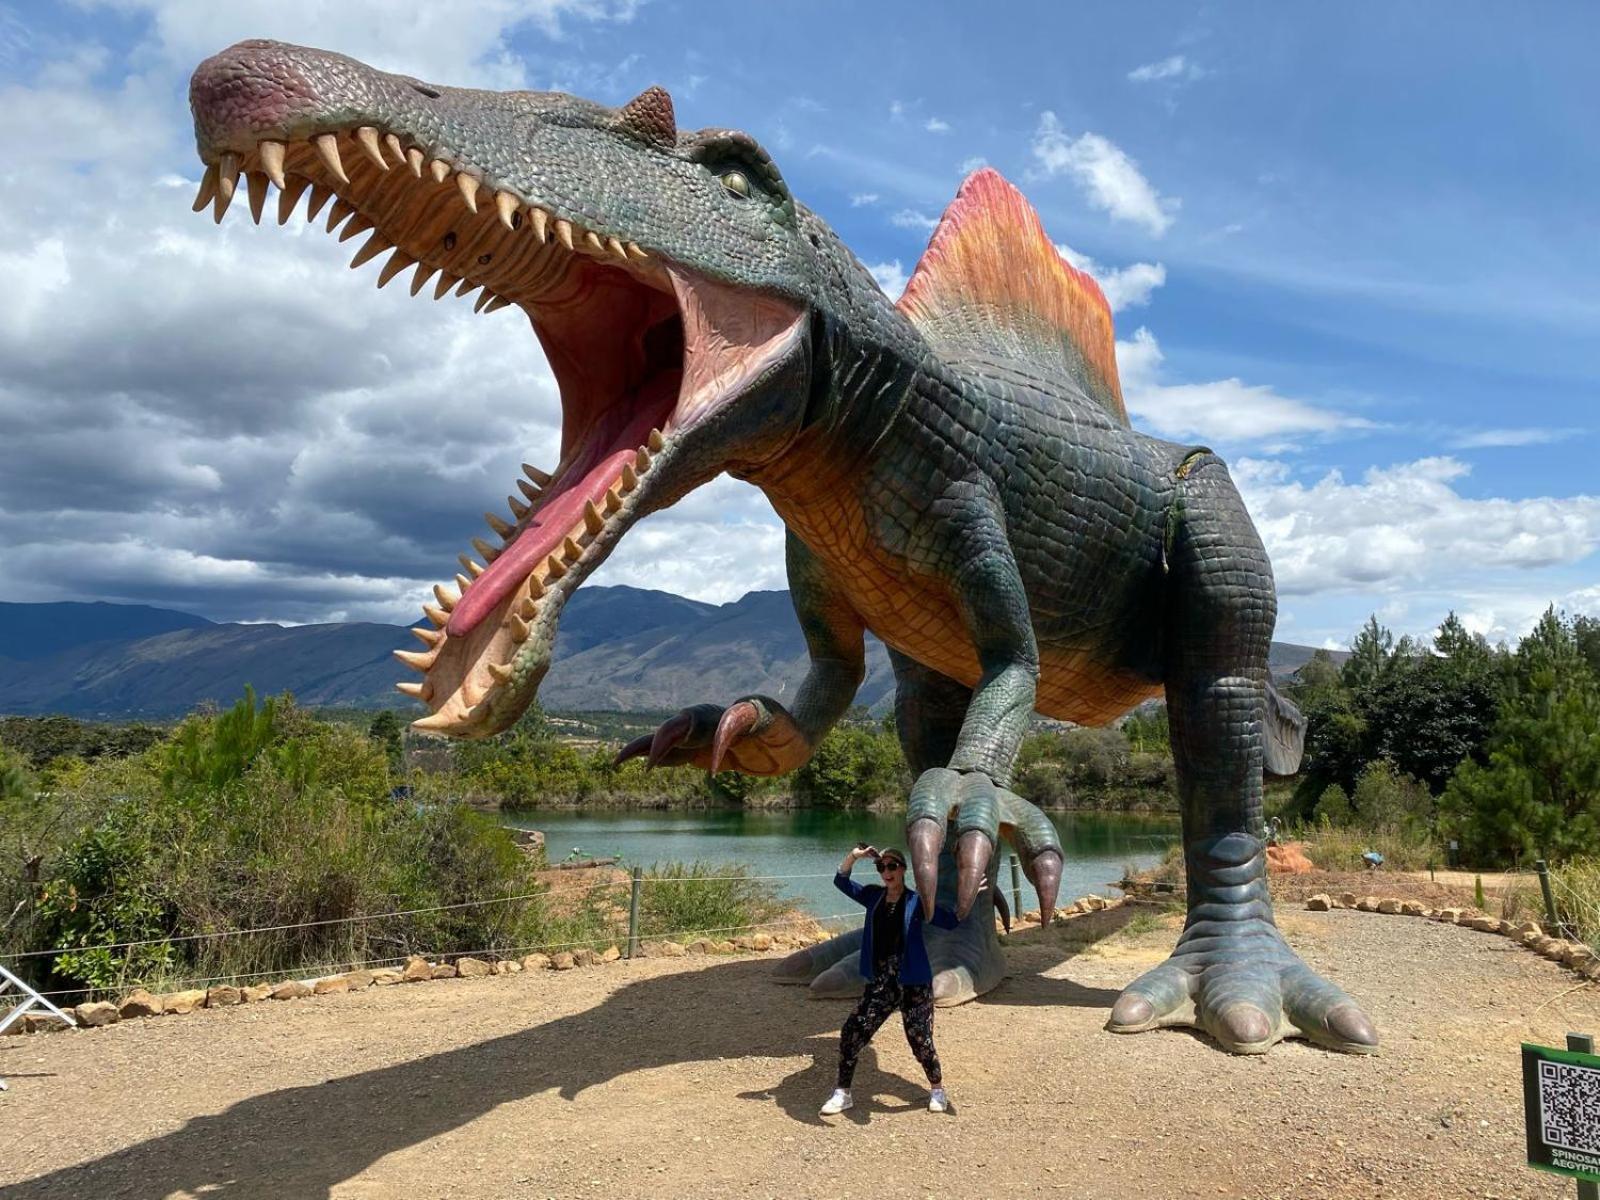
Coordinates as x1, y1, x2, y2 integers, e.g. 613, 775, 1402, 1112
820, 843, 962, 1116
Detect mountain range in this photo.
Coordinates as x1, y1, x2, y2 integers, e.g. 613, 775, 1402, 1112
0, 591, 1337, 720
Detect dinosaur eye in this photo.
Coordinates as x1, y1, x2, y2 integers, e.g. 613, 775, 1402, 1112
720, 170, 750, 199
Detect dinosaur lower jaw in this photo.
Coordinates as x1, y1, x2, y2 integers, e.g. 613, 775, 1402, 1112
191, 126, 803, 736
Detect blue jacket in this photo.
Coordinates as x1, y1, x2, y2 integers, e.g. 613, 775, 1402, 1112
834, 870, 960, 985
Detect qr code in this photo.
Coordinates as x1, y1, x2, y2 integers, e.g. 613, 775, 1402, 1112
1541, 1060, 1600, 1153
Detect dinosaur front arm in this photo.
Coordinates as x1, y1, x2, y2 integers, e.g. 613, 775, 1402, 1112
945, 545, 1039, 788
780, 530, 869, 753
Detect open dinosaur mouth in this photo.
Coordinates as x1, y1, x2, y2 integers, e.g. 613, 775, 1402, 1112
190, 123, 804, 736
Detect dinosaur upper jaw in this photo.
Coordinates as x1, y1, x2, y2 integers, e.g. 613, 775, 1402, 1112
190, 61, 806, 737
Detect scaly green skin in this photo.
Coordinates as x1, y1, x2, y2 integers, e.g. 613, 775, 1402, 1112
189, 40, 1376, 1056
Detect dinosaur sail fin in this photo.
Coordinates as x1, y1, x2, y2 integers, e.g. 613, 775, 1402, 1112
897, 168, 1126, 424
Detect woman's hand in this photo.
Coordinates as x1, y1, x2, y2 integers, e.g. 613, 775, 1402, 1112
840, 843, 879, 872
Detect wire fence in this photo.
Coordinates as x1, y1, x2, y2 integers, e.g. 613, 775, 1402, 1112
1, 868, 860, 1004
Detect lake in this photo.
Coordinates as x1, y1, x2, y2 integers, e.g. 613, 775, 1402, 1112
500, 807, 1181, 921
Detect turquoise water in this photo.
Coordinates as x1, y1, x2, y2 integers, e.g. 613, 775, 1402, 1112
500, 808, 1180, 920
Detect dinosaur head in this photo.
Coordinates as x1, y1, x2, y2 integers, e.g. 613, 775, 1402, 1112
189, 40, 818, 736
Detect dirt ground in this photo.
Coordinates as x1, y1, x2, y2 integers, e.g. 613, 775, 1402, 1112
4, 895, 1598, 1200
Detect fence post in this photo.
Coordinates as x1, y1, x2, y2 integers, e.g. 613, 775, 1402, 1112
1569, 1033, 1599, 1200
1537, 860, 1561, 935
627, 866, 643, 959
1009, 855, 1023, 923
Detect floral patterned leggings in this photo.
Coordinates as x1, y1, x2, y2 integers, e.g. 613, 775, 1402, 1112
836, 955, 941, 1088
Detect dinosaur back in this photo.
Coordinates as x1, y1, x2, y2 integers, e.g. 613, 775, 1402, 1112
897, 168, 1126, 425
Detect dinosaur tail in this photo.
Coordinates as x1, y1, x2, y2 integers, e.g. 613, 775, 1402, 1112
1263, 680, 1305, 776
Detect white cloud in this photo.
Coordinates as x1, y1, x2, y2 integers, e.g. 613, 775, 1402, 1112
1448, 427, 1585, 449
958, 156, 988, 175
867, 260, 908, 300
849, 192, 880, 207
1031, 113, 1177, 236
1234, 456, 1600, 598
1056, 243, 1166, 312
1117, 328, 1370, 442
891, 208, 939, 233
924, 117, 950, 134
1128, 54, 1205, 84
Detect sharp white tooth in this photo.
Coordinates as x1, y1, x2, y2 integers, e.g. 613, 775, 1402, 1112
474, 290, 495, 313
412, 626, 443, 647
634, 447, 650, 471
326, 196, 355, 232
349, 232, 392, 270
603, 485, 622, 515
394, 648, 434, 673
606, 236, 627, 261
509, 614, 530, 642
410, 262, 439, 296
338, 215, 373, 243
377, 249, 417, 288
517, 478, 541, 503
485, 512, 513, 537
529, 207, 549, 243
484, 296, 510, 313
433, 272, 462, 300
277, 176, 311, 224
396, 680, 429, 699
518, 596, 537, 619
523, 464, 552, 486
495, 190, 520, 230
456, 173, 480, 212
489, 661, 515, 683
545, 554, 567, 580
621, 463, 638, 491
626, 241, 648, 260
507, 493, 530, 519
471, 536, 500, 562
423, 603, 449, 627
526, 575, 545, 600
213, 152, 239, 223
356, 126, 388, 170
583, 230, 604, 253
313, 133, 349, 184
305, 183, 334, 221
455, 278, 477, 298
383, 132, 406, 166
193, 163, 219, 213
562, 536, 582, 562
246, 171, 269, 223
648, 428, 666, 452
258, 140, 287, 188
455, 572, 473, 592
406, 147, 425, 177
554, 219, 574, 250
459, 556, 484, 579
584, 500, 604, 535
433, 583, 459, 610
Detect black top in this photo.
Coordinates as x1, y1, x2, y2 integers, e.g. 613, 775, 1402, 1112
872, 890, 907, 971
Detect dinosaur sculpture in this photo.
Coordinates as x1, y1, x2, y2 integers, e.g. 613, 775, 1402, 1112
187, 40, 1376, 1055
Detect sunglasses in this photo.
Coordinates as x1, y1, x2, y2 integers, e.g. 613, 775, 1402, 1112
875, 860, 904, 873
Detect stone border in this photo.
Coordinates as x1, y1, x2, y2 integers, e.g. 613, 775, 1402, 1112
2, 928, 831, 1037
1305, 891, 1600, 982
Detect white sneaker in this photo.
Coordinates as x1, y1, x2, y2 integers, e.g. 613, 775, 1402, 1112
928, 1087, 948, 1113
820, 1087, 854, 1115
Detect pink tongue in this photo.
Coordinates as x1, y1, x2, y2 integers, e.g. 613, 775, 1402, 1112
445, 401, 667, 639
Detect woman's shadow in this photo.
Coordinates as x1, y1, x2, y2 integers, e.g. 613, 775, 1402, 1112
7, 955, 1121, 1198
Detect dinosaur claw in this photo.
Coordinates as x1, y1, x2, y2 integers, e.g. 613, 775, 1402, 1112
907, 819, 943, 919
954, 829, 990, 918
1107, 993, 1156, 1032
1216, 1004, 1273, 1052
647, 712, 693, 768
709, 700, 761, 774
1324, 1002, 1379, 1052
614, 733, 653, 767
1026, 848, 1063, 926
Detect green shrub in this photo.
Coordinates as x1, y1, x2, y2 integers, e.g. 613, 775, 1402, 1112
638, 861, 786, 941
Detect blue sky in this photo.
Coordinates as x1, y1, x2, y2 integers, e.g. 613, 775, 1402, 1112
0, 1, 1596, 650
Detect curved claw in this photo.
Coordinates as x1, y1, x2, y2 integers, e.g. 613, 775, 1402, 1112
647, 712, 694, 768
907, 819, 944, 919
709, 700, 762, 774
1024, 848, 1063, 926
614, 733, 653, 767
954, 829, 991, 919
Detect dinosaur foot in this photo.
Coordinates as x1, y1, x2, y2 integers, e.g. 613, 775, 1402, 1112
1106, 916, 1379, 1055
773, 888, 1006, 1007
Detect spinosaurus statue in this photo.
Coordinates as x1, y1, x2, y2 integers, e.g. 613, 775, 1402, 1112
188, 40, 1376, 1055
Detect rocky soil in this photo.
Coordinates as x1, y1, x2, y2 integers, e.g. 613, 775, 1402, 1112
4, 897, 1597, 1199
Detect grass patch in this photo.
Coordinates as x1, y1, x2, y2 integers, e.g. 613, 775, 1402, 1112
637, 861, 788, 942
1500, 858, 1600, 949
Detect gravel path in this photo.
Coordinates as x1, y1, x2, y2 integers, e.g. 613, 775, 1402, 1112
4, 903, 1597, 1199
